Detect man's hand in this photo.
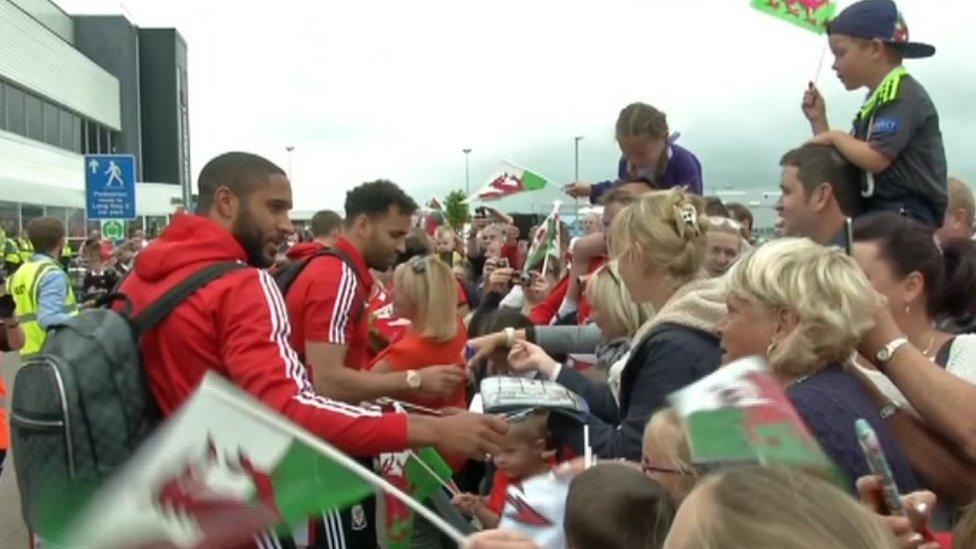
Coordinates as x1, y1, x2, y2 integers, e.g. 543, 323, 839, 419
430, 412, 507, 459
806, 130, 841, 147
416, 365, 466, 398
452, 493, 487, 515
485, 268, 515, 294
467, 331, 510, 366
564, 182, 592, 199
802, 82, 829, 133
464, 530, 540, 549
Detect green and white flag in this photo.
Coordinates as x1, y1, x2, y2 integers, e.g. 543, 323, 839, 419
56, 373, 465, 549
472, 162, 548, 201
525, 201, 561, 272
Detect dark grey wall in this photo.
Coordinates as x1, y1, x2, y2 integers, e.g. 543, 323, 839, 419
73, 16, 143, 180
138, 29, 190, 196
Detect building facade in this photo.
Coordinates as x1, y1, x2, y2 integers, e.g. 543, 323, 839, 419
0, 0, 188, 240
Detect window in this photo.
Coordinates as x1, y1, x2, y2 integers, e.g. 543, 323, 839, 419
0, 83, 4, 129
4, 84, 26, 136
98, 126, 109, 154
85, 120, 98, 153
25, 94, 43, 141
43, 102, 59, 146
70, 113, 82, 152
21, 204, 44, 228
0, 201, 20, 231
146, 216, 168, 238
59, 109, 75, 151
67, 208, 86, 238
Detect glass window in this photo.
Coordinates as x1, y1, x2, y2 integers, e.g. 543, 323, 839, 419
21, 204, 44, 228
0, 201, 20, 232
47, 206, 68, 226
59, 110, 74, 151
71, 114, 82, 153
4, 84, 26, 136
0, 82, 5, 129
25, 94, 43, 141
67, 208, 86, 238
85, 120, 97, 153
43, 102, 59, 146
146, 216, 168, 239
98, 126, 109, 154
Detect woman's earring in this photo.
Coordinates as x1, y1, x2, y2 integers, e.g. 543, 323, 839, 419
766, 341, 777, 356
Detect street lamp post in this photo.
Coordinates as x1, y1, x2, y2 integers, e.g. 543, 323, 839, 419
573, 136, 583, 182
285, 146, 295, 179
462, 148, 472, 195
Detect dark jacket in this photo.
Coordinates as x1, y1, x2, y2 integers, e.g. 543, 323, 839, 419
554, 322, 721, 460
789, 363, 919, 494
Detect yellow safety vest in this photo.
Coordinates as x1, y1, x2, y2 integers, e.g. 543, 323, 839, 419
6, 258, 79, 356
3, 238, 21, 268
16, 237, 34, 264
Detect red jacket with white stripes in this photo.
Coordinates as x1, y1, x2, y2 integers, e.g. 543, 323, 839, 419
119, 213, 407, 456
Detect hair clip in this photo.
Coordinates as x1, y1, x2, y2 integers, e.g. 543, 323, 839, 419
673, 204, 700, 238
409, 255, 427, 274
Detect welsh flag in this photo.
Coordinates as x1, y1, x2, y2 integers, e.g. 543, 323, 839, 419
378, 402, 454, 549
54, 373, 465, 549
472, 162, 548, 201
750, 0, 837, 35
525, 201, 561, 272
668, 356, 844, 486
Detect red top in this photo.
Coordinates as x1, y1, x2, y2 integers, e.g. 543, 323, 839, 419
367, 279, 469, 360
528, 256, 606, 325
501, 243, 522, 271
119, 214, 406, 456
285, 236, 373, 371
369, 319, 468, 411
486, 458, 557, 515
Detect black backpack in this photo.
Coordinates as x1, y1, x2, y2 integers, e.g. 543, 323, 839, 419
10, 261, 246, 532
273, 248, 365, 324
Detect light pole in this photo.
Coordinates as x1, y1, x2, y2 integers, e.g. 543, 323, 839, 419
573, 136, 583, 182
462, 148, 472, 195
285, 146, 295, 179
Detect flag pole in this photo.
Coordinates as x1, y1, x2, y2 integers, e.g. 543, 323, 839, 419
213, 381, 468, 546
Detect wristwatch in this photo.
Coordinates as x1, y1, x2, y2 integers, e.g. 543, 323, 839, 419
876, 337, 910, 366
879, 402, 901, 420
406, 370, 422, 390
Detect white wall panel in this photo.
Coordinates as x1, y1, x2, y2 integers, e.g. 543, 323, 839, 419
0, 0, 120, 128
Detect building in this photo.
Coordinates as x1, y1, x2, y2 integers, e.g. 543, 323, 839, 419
0, 0, 189, 241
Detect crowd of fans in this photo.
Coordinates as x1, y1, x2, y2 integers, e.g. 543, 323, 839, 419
3, 1, 976, 547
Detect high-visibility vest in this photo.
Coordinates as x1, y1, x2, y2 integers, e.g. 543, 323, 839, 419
3, 238, 21, 268
16, 237, 34, 263
6, 258, 79, 356
0, 377, 7, 450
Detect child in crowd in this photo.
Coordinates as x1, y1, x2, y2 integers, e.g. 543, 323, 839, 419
452, 411, 554, 529
803, 0, 946, 226
564, 462, 676, 549
642, 409, 698, 506
566, 102, 703, 203
435, 225, 464, 267
584, 262, 653, 389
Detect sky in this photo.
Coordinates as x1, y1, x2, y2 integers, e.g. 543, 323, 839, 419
60, 0, 976, 224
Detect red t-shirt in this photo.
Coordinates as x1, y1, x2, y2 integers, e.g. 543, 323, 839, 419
367, 279, 469, 361
369, 319, 468, 411
285, 237, 373, 371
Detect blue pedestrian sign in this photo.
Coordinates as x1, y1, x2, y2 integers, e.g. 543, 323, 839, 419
85, 154, 136, 220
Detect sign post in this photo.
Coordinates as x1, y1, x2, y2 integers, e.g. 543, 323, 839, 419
85, 155, 136, 220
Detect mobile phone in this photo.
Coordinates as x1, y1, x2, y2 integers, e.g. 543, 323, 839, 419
844, 217, 854, 256
855, 418, 905, 516
496, 257, 509, 269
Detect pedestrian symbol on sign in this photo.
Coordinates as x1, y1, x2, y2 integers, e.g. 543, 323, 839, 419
105, 161, 125, 187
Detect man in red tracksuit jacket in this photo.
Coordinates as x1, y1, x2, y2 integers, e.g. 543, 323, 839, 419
120, 153, 506, 546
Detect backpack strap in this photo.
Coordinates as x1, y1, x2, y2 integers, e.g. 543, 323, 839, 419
277, 248, 365, 323
131, 262, 248, 335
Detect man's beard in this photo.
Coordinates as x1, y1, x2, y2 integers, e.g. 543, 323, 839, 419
232, 206, 273, 268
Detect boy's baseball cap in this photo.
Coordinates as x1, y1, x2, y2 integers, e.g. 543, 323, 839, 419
828, 0, 935, 59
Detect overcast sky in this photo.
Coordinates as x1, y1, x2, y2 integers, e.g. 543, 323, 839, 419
60, 0, 976, 220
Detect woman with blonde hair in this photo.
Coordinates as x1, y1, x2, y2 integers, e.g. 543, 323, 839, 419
664, 466, 899, 549
718, 238, 917, 493
508, 189, 725, 460
642, 409, 698, 506
370, 255, 467, 416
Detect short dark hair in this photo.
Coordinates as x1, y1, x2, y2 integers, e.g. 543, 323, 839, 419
780, 145, 862, 216
27, 217, 66, 254
565, 463, 676, 549
704, 197, 730, 218
196, 152, 286, 214
854, 213, 976, 319
726, 203, 754, 228
344, 180, 418, 225
309, 210, 343, 238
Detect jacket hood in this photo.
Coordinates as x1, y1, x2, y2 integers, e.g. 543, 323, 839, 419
134, 213, 247, 282
635, 276, 727, 343
286, 241, 325, 261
